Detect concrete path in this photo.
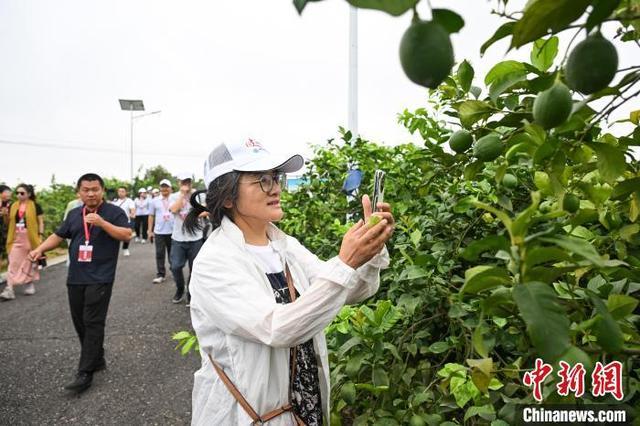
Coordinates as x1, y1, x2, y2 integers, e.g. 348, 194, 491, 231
0, 241, 200, 425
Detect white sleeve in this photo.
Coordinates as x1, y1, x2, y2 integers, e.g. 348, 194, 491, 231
286, 236, 389, 305
190, 249, 361, 349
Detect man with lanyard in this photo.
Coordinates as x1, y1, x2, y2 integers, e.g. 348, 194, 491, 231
168, 172, 203, 305
148, 179, 174, 284
111, 186, 135, 256
28, 173, 131, 393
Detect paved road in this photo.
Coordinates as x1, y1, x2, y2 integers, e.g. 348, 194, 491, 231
0, 241, 200, 425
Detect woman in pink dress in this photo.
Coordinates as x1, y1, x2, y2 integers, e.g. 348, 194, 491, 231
0, 184, 45, 300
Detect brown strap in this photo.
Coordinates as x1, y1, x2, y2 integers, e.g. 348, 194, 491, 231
208, 355, 261, 422
205, 263, 306, 425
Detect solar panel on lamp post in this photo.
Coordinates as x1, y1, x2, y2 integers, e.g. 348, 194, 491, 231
118, 99, 145, 182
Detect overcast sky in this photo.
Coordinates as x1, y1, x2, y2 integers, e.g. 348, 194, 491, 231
0, 0, 636, 188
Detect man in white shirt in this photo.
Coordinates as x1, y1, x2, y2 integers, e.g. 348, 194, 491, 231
110, 186, 135, 256
168, 173, 203, 304
134, 188, 151, 243
148, 179, 175, 284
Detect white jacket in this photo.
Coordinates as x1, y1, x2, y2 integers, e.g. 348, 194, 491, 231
190, 216, 389, 425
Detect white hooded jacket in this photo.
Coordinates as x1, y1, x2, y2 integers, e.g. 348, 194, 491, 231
190, 216, 390, 425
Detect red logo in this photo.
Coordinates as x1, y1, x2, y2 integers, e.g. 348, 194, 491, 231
245, 138, 263, 149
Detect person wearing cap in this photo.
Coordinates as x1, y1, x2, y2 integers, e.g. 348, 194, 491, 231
151, 188, 160, 199
148, 179, 174, 284
110, 187, 135, 257
168, 172, 204, 304
134, 188, 151, 244
184, 139, 394, 425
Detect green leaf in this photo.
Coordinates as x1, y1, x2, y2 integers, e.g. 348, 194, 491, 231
485, 61, 527, 85
513, 282, 571, 361
611, 177, 640, 200
540, 236, 605, 267
429, 341, 450, 353
525, 246, 572, 268
457, 60, 474, 93
512, 0, 591, 48
630, 109, 640, 125
172, 331, 192, 340
485, 60, 529, 102
461, 266, 511, 294
461, 235, 510, 261
372, 367, 390, 386
458, 100, 494, 128
432, 8, 465, 33
181, 335, 197, 355
590, 294, 624, 353
530, 36, 559, 71
481, 22, 516, 55
410, 229, 422, 247
465, 404, 495, 422
586, 0, 621, 32
346, 0, 418, 16
472, 325, 489, 358
620, 224, 640, 242
586, 142, 627, 183
607, 294, 638, 320
293, 0, 323, 14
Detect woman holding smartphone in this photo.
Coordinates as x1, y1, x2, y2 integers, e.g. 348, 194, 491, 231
183, 139, 394, 425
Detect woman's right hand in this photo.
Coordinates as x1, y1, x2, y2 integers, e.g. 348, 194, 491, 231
339, 211, 393, 269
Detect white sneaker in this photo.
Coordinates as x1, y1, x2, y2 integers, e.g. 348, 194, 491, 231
0, 286, 15, 300
152, 276, 165, 284
134, 237, 140, 243
23, 283, 36, 295
123, 249, 131, 257
141, 239, 147, 244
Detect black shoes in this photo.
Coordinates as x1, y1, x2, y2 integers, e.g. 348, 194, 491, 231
64, 372, 93, 393
172, 291, 184, 304
93, 358, 106, 372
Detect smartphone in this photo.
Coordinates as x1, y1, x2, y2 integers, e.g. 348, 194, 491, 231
371, 170, 386, 213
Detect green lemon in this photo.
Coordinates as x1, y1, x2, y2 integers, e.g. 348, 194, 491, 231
399, 20, 454, 89
449, 130, 473, 153
473, 134, 503, 161
367, 215, 382, 228
502, 173, 518, 189
533, 81, 573, 129
562, 193, 580, 213
566, 33, 618, 95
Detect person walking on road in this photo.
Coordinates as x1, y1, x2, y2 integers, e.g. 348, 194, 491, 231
148, 179, 174, 284
134, 188, 151, 243
111, 186, 135, 256
28, 173, 131, 393
168, 173, 203, 304
0, 184, 45, 300
185, 139, 394, 425
0, 185, 12, 284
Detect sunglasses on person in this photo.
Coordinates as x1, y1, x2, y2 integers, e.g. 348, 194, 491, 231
16, 191, 27, 196
242, 172, 286, 194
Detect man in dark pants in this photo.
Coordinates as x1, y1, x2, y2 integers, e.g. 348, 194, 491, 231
29, 173, 131, 393
148, 178, 174, 284
168, 173, 203, 305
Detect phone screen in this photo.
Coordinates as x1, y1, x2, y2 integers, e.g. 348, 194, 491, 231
371, 170, 386, 213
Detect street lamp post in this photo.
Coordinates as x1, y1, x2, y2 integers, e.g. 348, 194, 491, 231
118, 99, 160, 181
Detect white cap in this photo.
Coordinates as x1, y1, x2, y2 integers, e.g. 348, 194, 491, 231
152, 188, 160, 193
203, 138, 304, 187
138, 188, 147, 193
177, 172, 192, 181
159, 178, 172, 187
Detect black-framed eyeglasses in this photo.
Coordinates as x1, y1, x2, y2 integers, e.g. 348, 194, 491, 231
242, 172, 286, 193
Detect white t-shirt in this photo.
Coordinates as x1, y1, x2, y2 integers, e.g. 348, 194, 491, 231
134, 197, 151, 216
169, 192, 202, 242
111, 197, 135, 220
245, 242, 282, 274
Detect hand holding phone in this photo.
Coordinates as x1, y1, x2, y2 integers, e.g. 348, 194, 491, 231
371, 170, 386, 213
